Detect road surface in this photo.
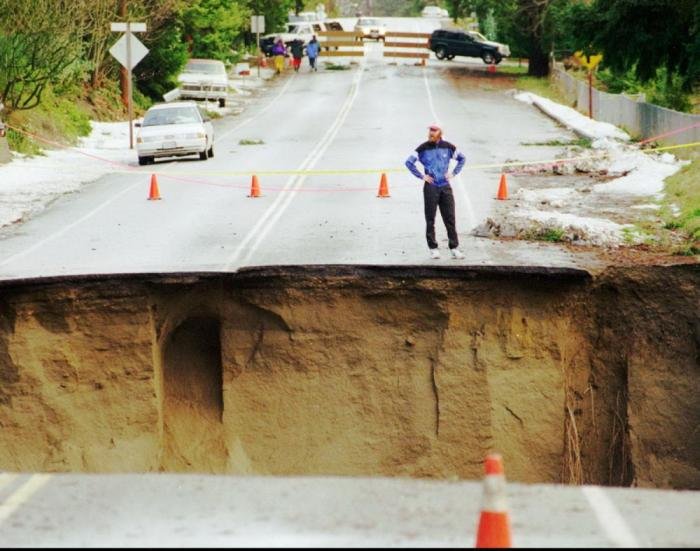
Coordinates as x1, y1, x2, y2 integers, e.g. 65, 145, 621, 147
1, 472, 698, 547
0, 18, 603, 281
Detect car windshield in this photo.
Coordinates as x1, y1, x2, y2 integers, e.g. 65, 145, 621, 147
143, 107, 201, 127
183, 61, 224, 74
357, 18, 379, 26
467, 31, 488, 41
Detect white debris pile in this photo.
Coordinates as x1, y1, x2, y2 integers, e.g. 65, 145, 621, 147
475, 91, 687, 247
0, 121, 135, 228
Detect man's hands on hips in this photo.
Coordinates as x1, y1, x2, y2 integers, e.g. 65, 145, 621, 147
424, 173, 455, 184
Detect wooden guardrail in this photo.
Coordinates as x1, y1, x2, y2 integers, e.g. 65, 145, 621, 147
383, 31, 430, 61
317, 31, 365, 57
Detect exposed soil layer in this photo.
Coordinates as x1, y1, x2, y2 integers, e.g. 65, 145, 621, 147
0, 264, 697, 489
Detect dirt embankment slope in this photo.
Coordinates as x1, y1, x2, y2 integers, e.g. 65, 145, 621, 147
0, 265, 697, 489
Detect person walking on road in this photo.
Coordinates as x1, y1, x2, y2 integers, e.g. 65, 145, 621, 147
306, 35, 320, 71
405, 124, 466, 260
272, 37, 287, 74
290, 39, 304, 72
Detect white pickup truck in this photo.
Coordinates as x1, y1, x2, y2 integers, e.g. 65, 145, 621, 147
260, 20, 343, 55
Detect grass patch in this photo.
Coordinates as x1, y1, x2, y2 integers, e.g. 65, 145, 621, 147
540, 228, 566, 242
495, 64, 528, 76
523, 226, 566, 242
239, 138, 264, 145
522, 137, 592, 148
658, 159, 700, 255
6, 86, 94, 155
516, 75, 571, 106
323, 62, 350, 71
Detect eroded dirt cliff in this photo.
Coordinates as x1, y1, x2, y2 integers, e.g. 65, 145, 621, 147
0, 265, 697, 489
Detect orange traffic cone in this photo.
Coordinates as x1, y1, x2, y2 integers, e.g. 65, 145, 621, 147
148, 174, 161, 200
248, 174, 261, 197
377, 173, 390, 198
496, 173, 508, 200
487, 64, 497, 73
475, 454, 512, 548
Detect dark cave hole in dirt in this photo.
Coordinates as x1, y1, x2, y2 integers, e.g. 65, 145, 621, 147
162, 316, 227, 471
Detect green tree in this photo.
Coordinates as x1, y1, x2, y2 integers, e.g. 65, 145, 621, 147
584, 0, 699, 91
0, 0, 86, 113
134, 14, 189, 101
245, 0, 295, 34
180, 0, 250, 61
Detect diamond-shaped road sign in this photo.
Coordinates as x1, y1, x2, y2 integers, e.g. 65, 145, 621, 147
109, 33, 149, 70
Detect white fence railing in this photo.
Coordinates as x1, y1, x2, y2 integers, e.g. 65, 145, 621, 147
551, 65, 700, 146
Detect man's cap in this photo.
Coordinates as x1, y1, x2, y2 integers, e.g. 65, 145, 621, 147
428, 124, 442, 132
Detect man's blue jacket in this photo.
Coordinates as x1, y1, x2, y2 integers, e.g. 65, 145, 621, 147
405, 139, 466, 187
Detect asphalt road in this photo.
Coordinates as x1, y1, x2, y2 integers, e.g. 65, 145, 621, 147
1, 472, 698, 547
0, 17, 604, 281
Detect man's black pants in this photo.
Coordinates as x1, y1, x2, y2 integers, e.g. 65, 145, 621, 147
424, 182, 458, 250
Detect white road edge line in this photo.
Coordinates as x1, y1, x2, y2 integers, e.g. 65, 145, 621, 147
0, 474, 52, 524
422, 58, 476, 229
0, 181, 142, 268
222, 59, 366, 271
582, 485, 641, 548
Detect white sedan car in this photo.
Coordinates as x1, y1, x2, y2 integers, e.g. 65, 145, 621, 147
135, 101, 214, 165
354, 17, 387, 41
177, 59, 229, 108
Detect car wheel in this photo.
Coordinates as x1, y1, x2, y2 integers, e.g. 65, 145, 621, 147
435, 46, 447, 60
495, 55, 503, 65
482, 52, 496, 64
199, 149, 208, 161
208, 145, 214, 158
218, 98, 226, 108
138, 156, 148, 166
446, 54, 455, 60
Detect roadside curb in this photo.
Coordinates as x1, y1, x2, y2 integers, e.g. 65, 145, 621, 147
530, 98, 598, 141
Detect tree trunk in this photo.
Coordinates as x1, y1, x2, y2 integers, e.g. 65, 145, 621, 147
528, 45, 549, 77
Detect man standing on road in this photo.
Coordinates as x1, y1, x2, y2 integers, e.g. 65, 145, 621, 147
405, 125, 466, 259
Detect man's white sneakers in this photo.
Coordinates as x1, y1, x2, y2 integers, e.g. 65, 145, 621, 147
429, 248, 441, 259
450, 248, 465, 259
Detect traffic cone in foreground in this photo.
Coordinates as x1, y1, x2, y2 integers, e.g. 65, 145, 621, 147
377, 173, 390, 198
147, 174, 161, 200
476, 454, 512, 548
248, 174, 261, 197
496, 173, 508, 200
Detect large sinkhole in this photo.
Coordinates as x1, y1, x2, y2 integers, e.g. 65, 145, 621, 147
0, 265, 697, 489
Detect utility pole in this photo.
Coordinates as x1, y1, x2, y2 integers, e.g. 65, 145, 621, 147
110, 22, 148, 149
119, 0, 128, 110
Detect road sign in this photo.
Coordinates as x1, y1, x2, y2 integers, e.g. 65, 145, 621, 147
574, 51, 603, 70
251, 15, 265, 33
110, 22, 147, 33
109, 33, 149, 70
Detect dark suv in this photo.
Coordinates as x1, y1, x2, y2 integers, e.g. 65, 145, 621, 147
428, 29, 509, 64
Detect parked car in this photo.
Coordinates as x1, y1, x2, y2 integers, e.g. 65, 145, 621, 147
422, 5, 448, 18
177, 59, 229, 108
135, 101, 214, 165
354, 17, 387, 41
428, 29, 510, 64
